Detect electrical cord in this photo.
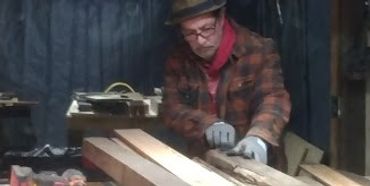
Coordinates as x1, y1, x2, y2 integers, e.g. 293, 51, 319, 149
104, 82, 135, 93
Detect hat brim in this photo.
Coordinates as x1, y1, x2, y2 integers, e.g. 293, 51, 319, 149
165, 2, 226, 25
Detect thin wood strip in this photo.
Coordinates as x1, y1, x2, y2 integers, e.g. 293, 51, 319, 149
300, 164, 361, 186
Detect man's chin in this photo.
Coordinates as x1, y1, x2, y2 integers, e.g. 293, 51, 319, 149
194, 50, 215, 61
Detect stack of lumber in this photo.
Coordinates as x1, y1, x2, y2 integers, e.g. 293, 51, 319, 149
82, 129, 368, 186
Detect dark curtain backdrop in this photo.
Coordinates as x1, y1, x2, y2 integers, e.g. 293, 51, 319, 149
0, 0, 330, 153
0, 0, 174, 148
228, 0, 330, 153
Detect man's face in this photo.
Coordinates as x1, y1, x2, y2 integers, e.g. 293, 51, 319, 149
180, 12, 224, 61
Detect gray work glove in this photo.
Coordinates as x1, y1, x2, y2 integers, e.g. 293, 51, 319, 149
227, 136, 268, 164
205, 122, 235, 150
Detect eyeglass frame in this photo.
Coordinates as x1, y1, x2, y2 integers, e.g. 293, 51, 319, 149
181, 19, 218, 42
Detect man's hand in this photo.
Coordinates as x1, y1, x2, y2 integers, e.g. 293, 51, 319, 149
226, 136, 268, 164
205, 122, 235, 150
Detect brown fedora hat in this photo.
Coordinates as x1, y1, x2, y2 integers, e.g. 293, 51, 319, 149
167, 0, 227, 25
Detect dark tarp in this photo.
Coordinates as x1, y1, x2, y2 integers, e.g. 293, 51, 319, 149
0, 0, 330, 154
0, 0, 174, 149
228, 0, 330, 153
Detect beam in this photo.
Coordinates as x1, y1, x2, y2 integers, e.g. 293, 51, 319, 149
82, 137, 188, 186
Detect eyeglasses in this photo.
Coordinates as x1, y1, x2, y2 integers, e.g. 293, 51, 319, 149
182, 21, 217, 41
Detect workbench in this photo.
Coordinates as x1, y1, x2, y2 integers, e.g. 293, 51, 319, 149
0, 99, 37, 151
65, 99, 185, 151
66, 100, 159, 130
0, 100, 37, 118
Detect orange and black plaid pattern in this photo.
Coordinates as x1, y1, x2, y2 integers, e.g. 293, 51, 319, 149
162, 21, 291, 148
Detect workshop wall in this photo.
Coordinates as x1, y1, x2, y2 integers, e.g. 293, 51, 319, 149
0, 0, 331, 156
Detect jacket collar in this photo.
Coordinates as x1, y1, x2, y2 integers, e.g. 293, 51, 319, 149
229, 19, 261, 60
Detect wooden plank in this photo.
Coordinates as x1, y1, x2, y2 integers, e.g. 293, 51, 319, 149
192, 157, 252, 186
300, 164, 361, 186
82, 137, 188, 186
205, 149, 308, 186
115, 129, 234, 186
284, 132, 324, 176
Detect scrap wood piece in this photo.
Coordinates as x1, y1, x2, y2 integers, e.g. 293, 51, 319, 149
115, 129, 234, 186
206, 149, 309, 186
284, 132, 324, 176
192, 157, 253, 186
300, 164, 362, 186
295, 176, 324, 186
82, 137, 188, 186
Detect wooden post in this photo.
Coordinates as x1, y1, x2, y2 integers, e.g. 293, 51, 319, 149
366, 72, 370, 175
330, 0, 341, 169
366, 1, 370, 176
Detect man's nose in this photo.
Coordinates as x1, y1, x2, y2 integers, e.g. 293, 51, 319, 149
196, 35, 207, 45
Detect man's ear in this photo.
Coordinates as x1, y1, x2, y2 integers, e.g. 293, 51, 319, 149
219, 7, 226, 17
218, 8, 226, 25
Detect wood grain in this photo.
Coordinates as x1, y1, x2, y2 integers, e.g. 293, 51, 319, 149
193, 157, 252, 186
206, 149, 308, 186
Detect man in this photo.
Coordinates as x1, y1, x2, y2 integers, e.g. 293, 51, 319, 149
162, 0, 291, 170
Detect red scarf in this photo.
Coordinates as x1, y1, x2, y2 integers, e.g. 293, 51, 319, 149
206, 17, 236, 114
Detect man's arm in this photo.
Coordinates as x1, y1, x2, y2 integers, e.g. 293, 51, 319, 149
162, 57, 218, 140
246, 39, 291, 146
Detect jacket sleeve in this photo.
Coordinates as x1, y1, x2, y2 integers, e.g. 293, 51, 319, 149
161, 57, 218, 140
246, 39, 291, 146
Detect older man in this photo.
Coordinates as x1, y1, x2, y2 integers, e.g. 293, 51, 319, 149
162, 0, 291, 170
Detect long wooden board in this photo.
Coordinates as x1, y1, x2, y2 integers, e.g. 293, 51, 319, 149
206, 149, 309, 186
115, 129, 234, 186
300, 164, 362, 186
82, 137, 188, 186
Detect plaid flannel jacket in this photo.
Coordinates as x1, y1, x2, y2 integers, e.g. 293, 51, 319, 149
162, 21, 291, 149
